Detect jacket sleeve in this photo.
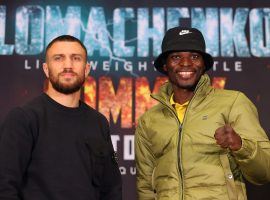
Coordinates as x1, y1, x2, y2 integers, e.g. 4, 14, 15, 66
0, 108, 33, 200
229, 92, 270, 185
99, 121, 122, 200
135, 118, 156, 200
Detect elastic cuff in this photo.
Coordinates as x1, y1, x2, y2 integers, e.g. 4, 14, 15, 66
232, 138, 256, 160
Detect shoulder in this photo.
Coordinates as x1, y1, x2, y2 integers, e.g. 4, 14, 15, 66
2, 107, 29, 124
80, 102, 112, 142
0, 107, 33, 137
207, 89, 258, 117
21, 94, 47, 113
80, 101, 109, 125
212, 88, 252, 103
209, 88, 248, 104
16, 94, 49, 122
2, 95, 45, 124
211, 88, 240, 98
137, 102, 165, 126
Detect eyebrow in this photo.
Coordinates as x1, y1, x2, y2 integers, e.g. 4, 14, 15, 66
52, 54, 84, 57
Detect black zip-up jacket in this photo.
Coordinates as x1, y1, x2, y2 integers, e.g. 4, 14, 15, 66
0, 93, 122, 200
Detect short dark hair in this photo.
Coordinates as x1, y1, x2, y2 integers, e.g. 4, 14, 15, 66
45, 35, 88, 59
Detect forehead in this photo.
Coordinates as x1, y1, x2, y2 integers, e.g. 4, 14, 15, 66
46, 41, 86, 56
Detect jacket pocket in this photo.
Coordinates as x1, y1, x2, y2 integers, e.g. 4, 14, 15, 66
219, 153, 238, 200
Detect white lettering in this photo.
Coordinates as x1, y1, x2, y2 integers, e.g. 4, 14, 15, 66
111, 135, 120, 152
124, 135, 134, 160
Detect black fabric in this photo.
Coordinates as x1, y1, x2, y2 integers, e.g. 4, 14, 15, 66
154, 26, 214, 74
0, 93, 122, 200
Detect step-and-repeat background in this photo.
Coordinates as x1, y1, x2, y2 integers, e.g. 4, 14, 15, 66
0, 0, 269, 199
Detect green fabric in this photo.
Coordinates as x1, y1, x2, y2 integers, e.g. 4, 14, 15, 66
170, 94, 189, 123
135, 74, 270, 200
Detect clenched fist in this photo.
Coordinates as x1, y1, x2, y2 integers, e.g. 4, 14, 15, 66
214, 124, 242, 151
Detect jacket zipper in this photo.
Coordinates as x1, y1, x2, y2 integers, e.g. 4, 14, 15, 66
157, 103, 185, 200
151, 76, 207, 200
152, 99, 184, 199
178, 91, 200, 200
177, 123, 184, 200
169, 107, 184, 200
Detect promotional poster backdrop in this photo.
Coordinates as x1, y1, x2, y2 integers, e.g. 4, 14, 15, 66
0, 0, 270, 199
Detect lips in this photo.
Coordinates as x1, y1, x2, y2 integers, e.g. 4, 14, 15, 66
60, 72, 77, 78
177, 71, 195, 79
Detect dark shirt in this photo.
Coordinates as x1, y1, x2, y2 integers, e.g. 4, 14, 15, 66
0, 93, 122, 200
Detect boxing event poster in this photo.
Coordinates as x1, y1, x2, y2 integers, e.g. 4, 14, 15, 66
0, 0, 269, 199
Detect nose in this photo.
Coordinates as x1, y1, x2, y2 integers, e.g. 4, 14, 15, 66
180, 56, 192, 67
63, 57, 73, 69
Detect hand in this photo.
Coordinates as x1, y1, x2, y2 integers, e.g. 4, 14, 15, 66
214, 124, 242, 151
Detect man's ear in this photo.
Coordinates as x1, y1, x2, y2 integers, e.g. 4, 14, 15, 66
43, 63, 49, 78
85, 62, 91, 78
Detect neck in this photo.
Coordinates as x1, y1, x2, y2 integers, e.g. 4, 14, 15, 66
46, 84, 81, 108
172, 85, 195, 104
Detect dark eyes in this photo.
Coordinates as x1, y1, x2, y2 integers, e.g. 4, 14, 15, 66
53, 56, 82, 61
191, 54, 200, 59
73, 56, 82, 61
53, 56, 62, 61
170, 54, 201, 60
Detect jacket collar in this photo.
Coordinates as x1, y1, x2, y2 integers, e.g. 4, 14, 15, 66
151, 74, 212, 109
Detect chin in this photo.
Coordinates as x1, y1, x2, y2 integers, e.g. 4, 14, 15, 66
179, 85, 196, 90
177, 80, 195, 88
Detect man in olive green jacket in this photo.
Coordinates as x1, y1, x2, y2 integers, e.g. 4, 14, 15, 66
135, 27, 270, 200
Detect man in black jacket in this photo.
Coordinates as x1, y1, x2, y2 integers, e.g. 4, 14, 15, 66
0, 35, 122, 200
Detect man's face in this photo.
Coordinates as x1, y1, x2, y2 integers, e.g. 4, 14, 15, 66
43, 41, 90, 94
163, 51, 205, 90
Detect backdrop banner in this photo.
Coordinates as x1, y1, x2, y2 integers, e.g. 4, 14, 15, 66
0, 0, 269, 199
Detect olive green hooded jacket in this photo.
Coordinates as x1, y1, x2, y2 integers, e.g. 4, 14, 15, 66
135, 74, 270, 200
